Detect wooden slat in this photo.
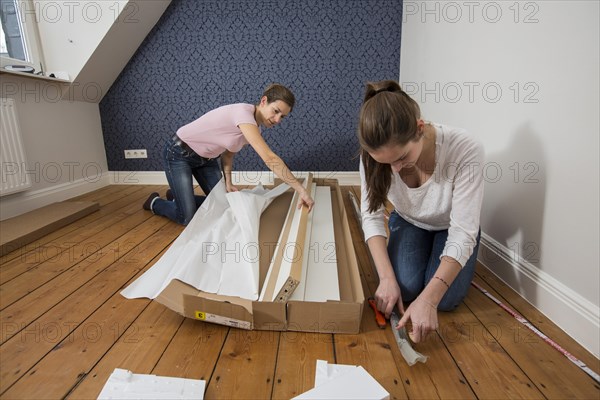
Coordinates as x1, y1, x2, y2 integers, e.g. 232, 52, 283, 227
0, 192, 155, 287
0, 185, 145, 264
72, 185, 143, 203
0, 201, 100, 256
0, 186, 157, 267
68, 184, 130, 203
271, 332, 335, 399
0, 222, 181, 394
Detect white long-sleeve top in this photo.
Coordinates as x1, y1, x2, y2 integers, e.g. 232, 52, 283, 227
360, 123, 485, 267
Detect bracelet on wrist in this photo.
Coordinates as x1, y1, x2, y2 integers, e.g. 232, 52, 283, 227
433, 275, 450, 289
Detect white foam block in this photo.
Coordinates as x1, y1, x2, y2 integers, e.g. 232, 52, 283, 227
314, 359, 358, 387
97, 368, 206, 399
293, 360, 390, 400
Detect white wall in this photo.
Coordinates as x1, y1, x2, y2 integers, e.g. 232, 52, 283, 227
0, 0, 171, 219
0, 74, 109, 220
399, 1, 599, 356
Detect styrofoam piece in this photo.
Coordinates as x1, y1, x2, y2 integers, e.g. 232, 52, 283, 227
293, 360, 389, 400
97, 368, 205, 399
314, 359, 358, 387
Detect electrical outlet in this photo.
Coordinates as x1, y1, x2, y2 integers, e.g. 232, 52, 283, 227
124, 149, 148, 159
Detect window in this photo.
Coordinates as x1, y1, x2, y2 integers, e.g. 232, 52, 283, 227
0, 0, 43, 70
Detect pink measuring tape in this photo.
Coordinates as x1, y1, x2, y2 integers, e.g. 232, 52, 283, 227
471, 281, 600, 384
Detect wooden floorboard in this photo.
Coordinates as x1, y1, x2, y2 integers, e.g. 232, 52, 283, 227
66, 299, 185, 399
467, 275, 599, 399
475, 265, 600, 375
1, 223, 182, 398
0, 185, 143, 265
272, 332, 335, 399
0, 184, 598, 399
0, 187, 154, 286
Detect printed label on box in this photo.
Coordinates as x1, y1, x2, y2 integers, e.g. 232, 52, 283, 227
194, 310, 252, 330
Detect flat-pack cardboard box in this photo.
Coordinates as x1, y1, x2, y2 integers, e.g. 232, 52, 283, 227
155, 178, 364, 334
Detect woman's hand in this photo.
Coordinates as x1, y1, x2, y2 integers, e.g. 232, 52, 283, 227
374, 276, 403, 318
226, 182, 239, 193
237, 124, 314, 209
397, 297, 438, 343
297, 188, 314, 212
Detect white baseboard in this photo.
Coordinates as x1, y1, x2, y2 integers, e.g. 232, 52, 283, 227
478, 233, 600, 358
107, 171, 362, 186
0, 173, 111, 220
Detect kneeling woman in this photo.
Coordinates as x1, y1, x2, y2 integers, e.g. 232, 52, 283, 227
358, 80, 484, 342
144, 83, 314, 224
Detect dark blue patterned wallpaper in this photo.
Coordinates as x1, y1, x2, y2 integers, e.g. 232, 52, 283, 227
100, 0, 402, 171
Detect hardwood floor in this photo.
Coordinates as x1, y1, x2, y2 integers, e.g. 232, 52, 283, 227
0, 184, 598, 399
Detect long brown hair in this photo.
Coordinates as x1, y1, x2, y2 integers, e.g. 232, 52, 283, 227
358, 80, 421, 212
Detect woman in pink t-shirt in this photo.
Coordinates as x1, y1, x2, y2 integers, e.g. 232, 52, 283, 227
143, 84, 314, 225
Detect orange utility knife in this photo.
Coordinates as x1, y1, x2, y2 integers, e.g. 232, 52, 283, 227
367, 297, 386, 329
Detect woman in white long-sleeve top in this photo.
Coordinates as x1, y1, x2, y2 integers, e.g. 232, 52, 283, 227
358, 80, 485, 343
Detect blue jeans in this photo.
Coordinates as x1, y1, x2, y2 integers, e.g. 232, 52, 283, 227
152, 136, 222, 225
387, 211, 481, 311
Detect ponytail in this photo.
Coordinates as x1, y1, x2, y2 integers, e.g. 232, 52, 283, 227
358, 80, 421, 212
363, 80, 404, 102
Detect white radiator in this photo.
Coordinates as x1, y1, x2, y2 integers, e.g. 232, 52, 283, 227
0, 98, 32, 197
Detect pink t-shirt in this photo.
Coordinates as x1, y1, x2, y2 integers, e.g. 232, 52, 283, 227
176, 103, 257, 158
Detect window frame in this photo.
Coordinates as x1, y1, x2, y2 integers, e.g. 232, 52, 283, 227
0, 0, 44, 71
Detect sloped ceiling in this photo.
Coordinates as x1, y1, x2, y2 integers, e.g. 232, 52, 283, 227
71, 0, 172, 102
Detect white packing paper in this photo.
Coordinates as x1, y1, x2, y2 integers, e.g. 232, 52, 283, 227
121, 179, 290, 301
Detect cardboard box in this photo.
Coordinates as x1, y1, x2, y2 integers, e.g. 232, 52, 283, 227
155, 178, 364, 334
